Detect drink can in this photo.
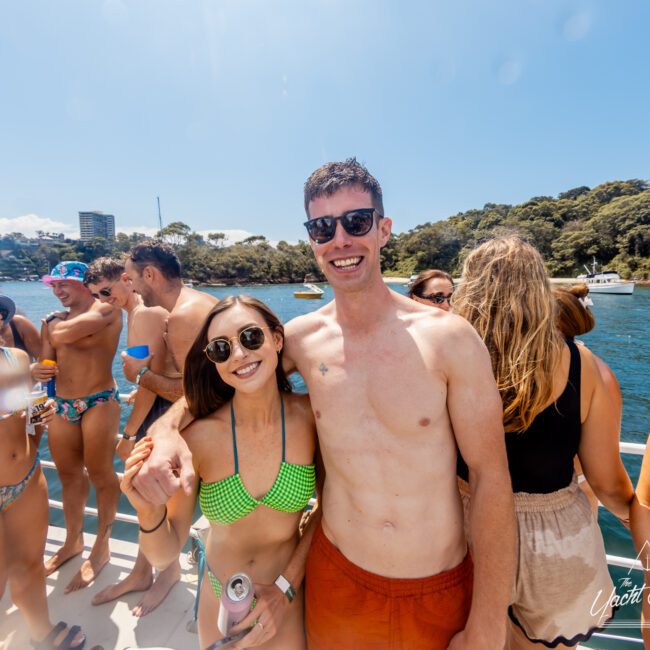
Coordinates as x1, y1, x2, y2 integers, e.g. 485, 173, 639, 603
42, 360, 57, 397
29, 390, 48, 425
217, 572, 254, 636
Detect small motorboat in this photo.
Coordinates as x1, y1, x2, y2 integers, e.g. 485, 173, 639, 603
576, 258, 635, 295
293, 283, 324, 299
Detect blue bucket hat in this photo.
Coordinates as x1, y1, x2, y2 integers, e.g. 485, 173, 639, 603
42, 261, 89, 286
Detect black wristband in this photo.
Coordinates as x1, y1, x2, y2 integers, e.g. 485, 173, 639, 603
139, 506, 167, 534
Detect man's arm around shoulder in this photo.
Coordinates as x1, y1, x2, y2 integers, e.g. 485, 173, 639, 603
444, 316, 515, 649
49, 302, 120, 345
131, 397, 196, 504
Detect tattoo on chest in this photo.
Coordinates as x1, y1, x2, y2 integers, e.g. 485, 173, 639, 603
319, 362, 329, 376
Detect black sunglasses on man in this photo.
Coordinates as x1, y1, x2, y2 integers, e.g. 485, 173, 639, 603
304, 208, 383, 245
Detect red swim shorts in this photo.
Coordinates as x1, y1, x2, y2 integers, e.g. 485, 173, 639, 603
305, 523, 473, 649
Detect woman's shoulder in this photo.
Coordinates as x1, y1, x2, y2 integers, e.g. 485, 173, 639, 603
573, 339, 599, 377
183, 404, 231, 447
12, 313, 31, 326
283, 392, 316, 446
13, 314, 37, 333
574, 341, 621, 401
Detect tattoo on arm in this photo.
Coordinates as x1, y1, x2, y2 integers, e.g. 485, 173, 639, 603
319, 363, 328, 376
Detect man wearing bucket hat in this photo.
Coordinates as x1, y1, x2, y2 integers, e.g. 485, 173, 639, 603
0, 294, 41, 359
34, 260, 124, 594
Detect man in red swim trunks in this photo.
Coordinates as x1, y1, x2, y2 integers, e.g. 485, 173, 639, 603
133, 160, 516, 649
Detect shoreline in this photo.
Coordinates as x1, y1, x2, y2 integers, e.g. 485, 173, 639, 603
382, 276, 650, 286
1, 277, 648, 287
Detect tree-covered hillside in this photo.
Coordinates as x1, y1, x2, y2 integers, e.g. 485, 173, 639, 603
385, 179, 650, 279
0, 228, 323, 284
2, 179, 648, 283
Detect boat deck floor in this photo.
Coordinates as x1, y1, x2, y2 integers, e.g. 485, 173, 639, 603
1, 526, 198, 650
1, 526, 602, 649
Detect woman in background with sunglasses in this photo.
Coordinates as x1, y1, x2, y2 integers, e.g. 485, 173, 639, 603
121, 295, 318, 649
408, 270, 454, 312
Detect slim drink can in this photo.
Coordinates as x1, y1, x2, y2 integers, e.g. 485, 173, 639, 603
216, 572, 254, 636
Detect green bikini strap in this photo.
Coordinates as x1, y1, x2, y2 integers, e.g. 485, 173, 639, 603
230, 402, 239, 474
281, 397, 286, 462
230, 397, 286, 470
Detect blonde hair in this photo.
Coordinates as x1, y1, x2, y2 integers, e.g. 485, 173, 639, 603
454, 236, 562, 432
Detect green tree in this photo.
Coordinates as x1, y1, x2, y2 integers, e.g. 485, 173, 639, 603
158, 222, 191, 247
207, 232, 226, 248
242, 235, 267, 246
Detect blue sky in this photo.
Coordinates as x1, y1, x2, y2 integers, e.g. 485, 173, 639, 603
1, 0, 649, 243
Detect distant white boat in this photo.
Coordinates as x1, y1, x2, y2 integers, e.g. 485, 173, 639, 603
577, 258, 635, 294
293, 283, 324, 299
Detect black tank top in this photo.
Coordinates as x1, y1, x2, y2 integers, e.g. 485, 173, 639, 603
9, 320, 27, 354
457, 338, 582, 494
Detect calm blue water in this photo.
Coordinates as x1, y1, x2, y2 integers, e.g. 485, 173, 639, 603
3, 281, 648, 648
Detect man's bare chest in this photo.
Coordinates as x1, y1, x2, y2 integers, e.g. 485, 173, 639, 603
296, 337, 449, 441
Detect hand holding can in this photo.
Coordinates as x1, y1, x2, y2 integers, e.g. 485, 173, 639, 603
28, 390, 49, 425
41, 359, 57, 397
217, 573, 255, 637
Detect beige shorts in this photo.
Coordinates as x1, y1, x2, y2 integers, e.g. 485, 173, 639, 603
458, 477, 615, 646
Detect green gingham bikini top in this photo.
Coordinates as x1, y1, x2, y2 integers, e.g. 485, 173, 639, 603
199, 398, 316, 526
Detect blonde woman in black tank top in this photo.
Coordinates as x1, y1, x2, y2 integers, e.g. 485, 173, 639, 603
454, 237, 633, 650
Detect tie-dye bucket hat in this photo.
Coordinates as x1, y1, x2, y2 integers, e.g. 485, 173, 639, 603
42, 261, 89, 286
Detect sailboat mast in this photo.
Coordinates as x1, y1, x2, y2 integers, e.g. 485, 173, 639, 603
157, 196, 164, 237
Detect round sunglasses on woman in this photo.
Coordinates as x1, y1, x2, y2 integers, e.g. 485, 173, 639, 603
204, 326, 270, 364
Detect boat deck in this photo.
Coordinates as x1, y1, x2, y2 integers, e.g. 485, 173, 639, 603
1, 526, 605, 650
7, 441, 648, 649
0, 526, 198, 650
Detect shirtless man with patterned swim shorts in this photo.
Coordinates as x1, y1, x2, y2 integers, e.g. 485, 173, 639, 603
34, 260, 123, 594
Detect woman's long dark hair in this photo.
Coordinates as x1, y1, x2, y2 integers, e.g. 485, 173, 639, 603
183, 295, 292, 419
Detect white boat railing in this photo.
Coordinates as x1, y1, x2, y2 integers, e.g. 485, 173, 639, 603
41, 435, 648, 646
592, 633, 644, 645
40, 459, 141, 524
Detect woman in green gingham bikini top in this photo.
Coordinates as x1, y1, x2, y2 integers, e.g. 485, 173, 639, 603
199, 397, 316, 525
